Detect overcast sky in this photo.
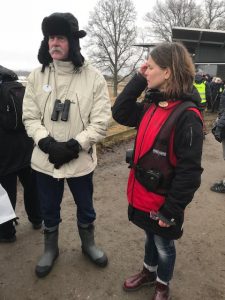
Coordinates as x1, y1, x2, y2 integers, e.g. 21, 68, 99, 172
0, 0, 159, 71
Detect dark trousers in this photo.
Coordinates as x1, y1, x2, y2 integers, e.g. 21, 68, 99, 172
199, 103, 207, 134
35, 171, 96, 228
0, 167, 42, 238
212, 94, 221, 113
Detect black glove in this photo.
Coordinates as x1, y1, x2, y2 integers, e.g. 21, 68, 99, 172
38, 136, 56, 153
48, 142, 74, 167
66, 139, 81, 156
48, 139, 81, 169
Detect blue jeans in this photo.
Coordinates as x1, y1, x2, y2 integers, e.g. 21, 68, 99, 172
144, 231, 176, 283
35, 171, 96, 228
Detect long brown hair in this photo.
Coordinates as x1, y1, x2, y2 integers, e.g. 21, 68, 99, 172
150, 42, 195, 98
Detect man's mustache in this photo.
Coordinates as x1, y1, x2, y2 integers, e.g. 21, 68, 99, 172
49, 46, 64, 55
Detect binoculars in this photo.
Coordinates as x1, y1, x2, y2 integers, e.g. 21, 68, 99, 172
51, 99, 71, 121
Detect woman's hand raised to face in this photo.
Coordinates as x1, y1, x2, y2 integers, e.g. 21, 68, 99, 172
138, 62, 148, 78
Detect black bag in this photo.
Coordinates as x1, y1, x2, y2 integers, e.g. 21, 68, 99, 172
211, 112, 225, 143
0, 81, 25, 131
135, 166, 163, 192
0, 65, 18, 82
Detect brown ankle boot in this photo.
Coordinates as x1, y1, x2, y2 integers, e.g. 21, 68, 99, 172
123, 267, 156, 292
151, 282, 170, 300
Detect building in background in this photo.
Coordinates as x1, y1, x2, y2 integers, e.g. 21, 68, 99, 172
172, 27, 225, 79
133, 27, 225, 79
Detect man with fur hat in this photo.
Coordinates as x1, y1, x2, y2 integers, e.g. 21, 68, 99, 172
22, 12, 111, 278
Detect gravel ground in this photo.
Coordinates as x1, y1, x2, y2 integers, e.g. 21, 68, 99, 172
0, 133, 225, 300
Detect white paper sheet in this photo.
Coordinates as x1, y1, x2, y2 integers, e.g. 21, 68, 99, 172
0, 184, 16, 224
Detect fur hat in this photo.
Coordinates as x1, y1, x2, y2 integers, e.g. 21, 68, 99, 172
38, 12, 86, 71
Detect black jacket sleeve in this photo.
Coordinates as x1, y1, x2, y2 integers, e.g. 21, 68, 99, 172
159, 110, 204, 221
218, 90, 225, 114
217, 113, 225, 129
211, 92, 225, 142
205, 82, 212, 104
112, 73, 147, 127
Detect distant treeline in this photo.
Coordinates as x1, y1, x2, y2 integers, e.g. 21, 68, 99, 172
15, 70, 31, 77
14, 71, 130, 82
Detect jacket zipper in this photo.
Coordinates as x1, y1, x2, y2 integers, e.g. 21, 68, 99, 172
10, 95, 17, 129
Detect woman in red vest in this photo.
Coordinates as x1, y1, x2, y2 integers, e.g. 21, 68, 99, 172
112, 42, 203, 300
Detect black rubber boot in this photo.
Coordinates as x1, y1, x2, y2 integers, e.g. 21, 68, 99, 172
35, 226, 59, 278
78, 223, 108, 267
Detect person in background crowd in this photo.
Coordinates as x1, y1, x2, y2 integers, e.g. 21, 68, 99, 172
204, 74, 212, 83
112, 42, 203, 300
204, 73, 213, 110
211, 88, 225, 193
0, 65, 42, 243
210, 77, 224, 113
22, 12, 111, 278
194, 70, 212, 135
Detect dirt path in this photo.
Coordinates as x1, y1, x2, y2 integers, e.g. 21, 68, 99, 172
0, 133, 225, 300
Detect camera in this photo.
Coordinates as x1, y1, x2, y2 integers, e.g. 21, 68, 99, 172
51, 99, 71, 121
126, 148, 134, 165
135, 167, 163, 192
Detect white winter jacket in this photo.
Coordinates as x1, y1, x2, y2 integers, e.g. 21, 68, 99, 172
23, 60, 111, 178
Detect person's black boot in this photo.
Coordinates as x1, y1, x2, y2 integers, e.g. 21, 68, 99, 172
78, 223, 108, 267
32, 222, 42, 230
35, 225, 59, 278
0, 220, 16, 243
0, 235, 16, 243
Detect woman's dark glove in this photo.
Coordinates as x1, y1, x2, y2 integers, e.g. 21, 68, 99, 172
38, 136, 56, 153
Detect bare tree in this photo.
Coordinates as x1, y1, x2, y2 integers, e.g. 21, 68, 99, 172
144, 0, 201, 41
144, 0, 225, 41
85, 0, 143, 97
202, 0, 225, 29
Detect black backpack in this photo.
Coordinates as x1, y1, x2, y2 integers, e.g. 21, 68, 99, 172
0, 66, 25, 132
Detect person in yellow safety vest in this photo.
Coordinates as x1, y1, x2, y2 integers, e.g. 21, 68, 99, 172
194, 71, 212, 135
193, 81, 206, 105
